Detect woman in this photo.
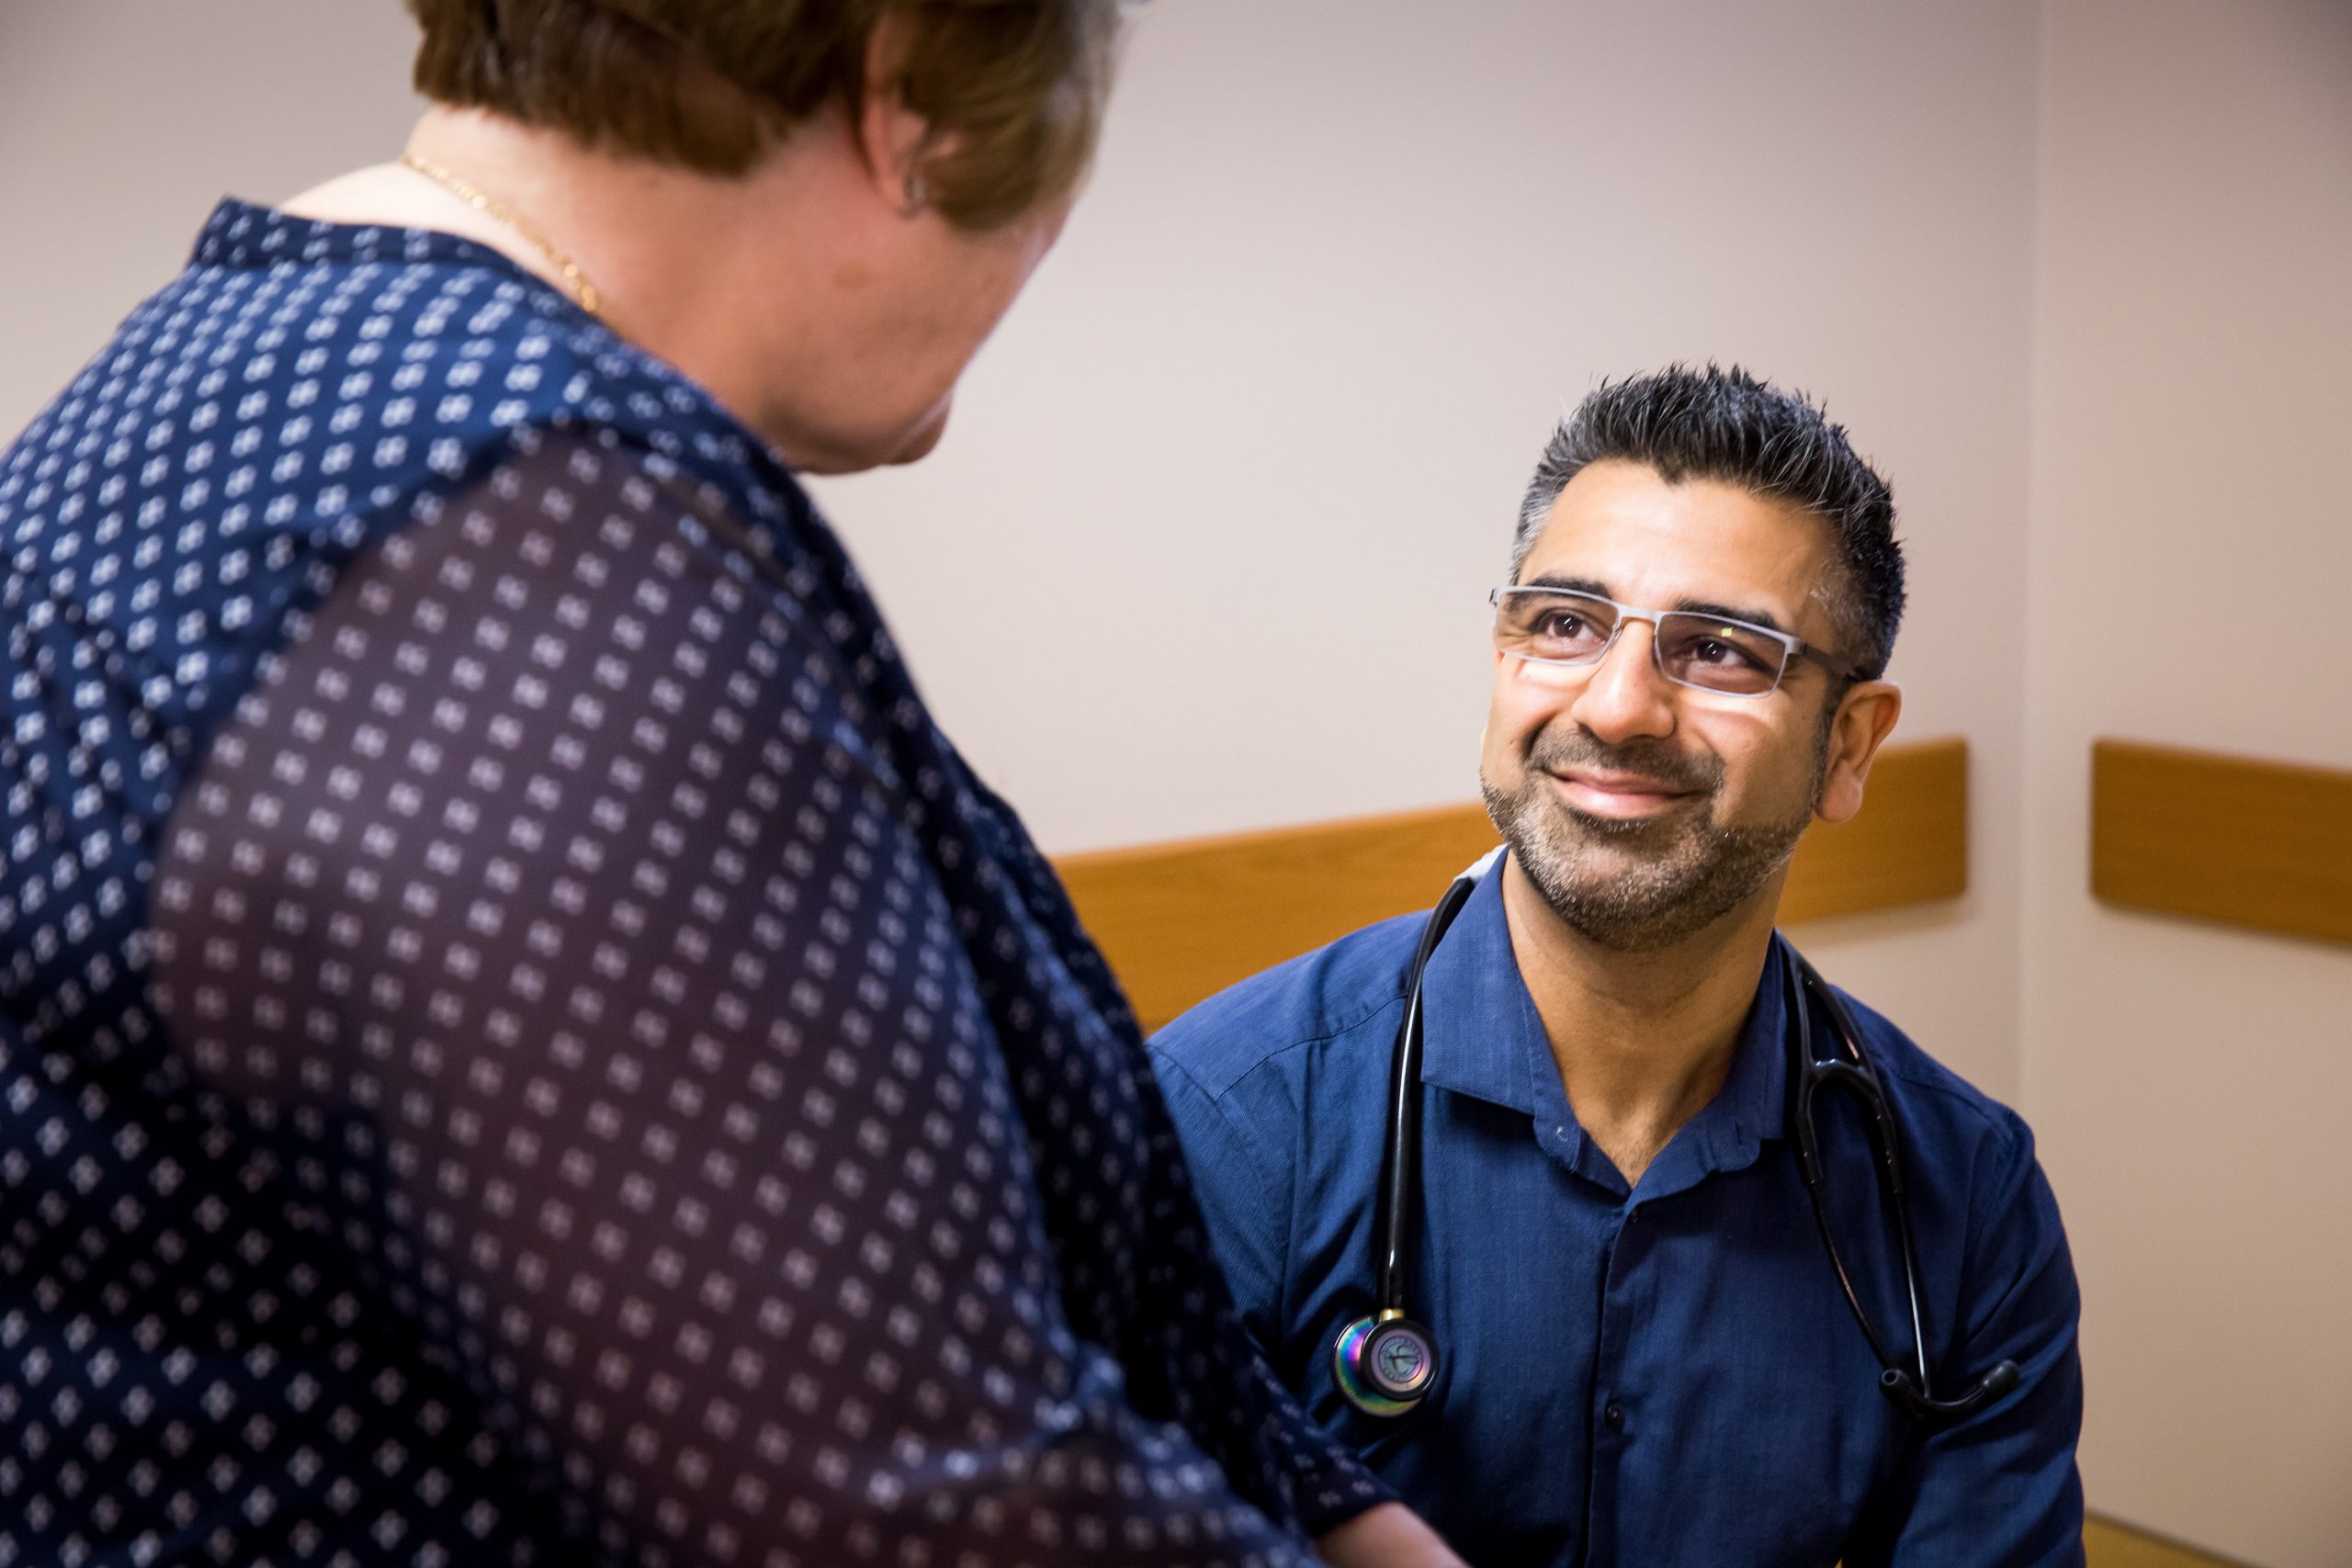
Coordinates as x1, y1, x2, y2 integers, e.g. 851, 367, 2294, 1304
0, 2, 1453, 1562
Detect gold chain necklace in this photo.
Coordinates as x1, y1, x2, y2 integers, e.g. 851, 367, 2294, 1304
398, 152, 605, 319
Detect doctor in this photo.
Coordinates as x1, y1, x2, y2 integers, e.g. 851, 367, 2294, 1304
1150, 366, 2084, 1566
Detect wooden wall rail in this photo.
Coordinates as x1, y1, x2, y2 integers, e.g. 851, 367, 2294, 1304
1057, 736, 1969, 1032
2091, 739, 2352, 948
2081, 1513, 2249, 1568
1781, 736, 1969, 925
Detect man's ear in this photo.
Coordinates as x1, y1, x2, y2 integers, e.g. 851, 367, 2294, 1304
854, 14, 933, 214
1814, 679, 1903, 824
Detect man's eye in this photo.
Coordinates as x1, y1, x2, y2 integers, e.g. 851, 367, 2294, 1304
1668, 630, 1773, 674
1539, 612, 1600, 641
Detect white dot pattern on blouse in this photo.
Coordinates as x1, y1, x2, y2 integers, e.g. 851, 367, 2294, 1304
0, 201, 1385, 1564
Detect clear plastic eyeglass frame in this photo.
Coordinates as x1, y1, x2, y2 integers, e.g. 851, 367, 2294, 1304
1489, 585, 1860, 698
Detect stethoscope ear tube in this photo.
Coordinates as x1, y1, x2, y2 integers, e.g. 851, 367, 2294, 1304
1338, 854, 1490, 1417
1376, 870, 1479, 1313
1782, 939, 2021, 1429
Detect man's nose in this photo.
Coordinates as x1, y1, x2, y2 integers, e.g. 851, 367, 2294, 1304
1568, 620, 1678, 743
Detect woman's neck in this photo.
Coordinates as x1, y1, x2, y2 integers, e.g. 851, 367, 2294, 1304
280, 107, 882, 470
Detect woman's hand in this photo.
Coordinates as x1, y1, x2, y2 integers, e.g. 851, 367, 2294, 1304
1315, 1502, 1468, 1567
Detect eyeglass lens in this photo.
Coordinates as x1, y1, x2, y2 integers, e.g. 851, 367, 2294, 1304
1494, 589, 1790, 695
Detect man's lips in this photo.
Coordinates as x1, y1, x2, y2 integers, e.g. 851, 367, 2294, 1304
1549, 767, 1699, 818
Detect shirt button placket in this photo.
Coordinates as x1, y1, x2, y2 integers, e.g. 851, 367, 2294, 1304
1610, 1201, 1642, 1440
1584, 1204, 1645, 1564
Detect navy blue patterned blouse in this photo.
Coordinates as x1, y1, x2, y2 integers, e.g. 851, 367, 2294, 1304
0, 201, 1387, 1565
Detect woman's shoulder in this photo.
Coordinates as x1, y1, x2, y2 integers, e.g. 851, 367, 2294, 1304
173, 197, 787, 497
8, 197, 827, 708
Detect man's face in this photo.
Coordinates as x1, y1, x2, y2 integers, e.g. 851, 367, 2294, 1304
1478, 459, 1850, 951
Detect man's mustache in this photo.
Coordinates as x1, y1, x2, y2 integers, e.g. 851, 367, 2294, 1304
1524, 728, 1723, 797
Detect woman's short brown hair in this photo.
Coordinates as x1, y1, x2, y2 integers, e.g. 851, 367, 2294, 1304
408, 0, 1123, 229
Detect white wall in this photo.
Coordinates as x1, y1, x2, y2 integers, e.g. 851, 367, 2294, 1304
812, 0, 2043, 1104
0, 2, 425, 441
2024, 4, 2352, 1563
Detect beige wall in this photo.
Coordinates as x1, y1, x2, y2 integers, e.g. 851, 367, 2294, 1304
811, 0, 2043, 1104
0, 2, 424, 441
2025, 4, 2352, 1563
6, 3, 2346, 1562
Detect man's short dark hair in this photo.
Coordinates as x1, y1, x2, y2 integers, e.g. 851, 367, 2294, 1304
1514, 364, 1905, 682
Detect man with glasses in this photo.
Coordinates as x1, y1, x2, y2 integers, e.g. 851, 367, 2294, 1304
1149, 367, 2084, 1565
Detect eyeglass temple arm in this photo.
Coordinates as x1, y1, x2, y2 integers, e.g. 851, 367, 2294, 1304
1793, 640, 1866, 682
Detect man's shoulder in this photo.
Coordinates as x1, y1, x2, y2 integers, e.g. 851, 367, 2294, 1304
1148, 910, 1427, 1100
1830, 985, 2036, 1168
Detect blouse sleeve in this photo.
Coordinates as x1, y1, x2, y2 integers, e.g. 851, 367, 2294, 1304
149, 427, 1329, 1564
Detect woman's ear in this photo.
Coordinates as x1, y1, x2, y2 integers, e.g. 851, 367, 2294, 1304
1815, 680, 1903, 824
854, 13, 934, 215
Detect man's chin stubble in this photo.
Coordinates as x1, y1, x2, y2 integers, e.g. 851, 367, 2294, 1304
1480, 779, 1808, 953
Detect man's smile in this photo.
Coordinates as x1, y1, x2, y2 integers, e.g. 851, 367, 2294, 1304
1548, 765, 1702, 819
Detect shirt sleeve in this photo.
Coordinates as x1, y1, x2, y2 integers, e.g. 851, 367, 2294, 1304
1842, 1116, 2087, 1568
1148, 1052, 1294, 1357
149, 427, 1325, 1565
1146, 1043, 1406, 1539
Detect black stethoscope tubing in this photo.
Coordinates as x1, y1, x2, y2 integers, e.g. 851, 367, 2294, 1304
1337, 854, 2019, 1427
1374, 863, 1477, 1315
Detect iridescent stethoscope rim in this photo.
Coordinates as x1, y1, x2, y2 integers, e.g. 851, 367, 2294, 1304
1331, 1315, 1421, 1416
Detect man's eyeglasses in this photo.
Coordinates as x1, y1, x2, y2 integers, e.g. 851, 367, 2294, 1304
1490, 586, 1858, 698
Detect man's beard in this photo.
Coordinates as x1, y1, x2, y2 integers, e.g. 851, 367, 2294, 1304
1480, 727, 1823, 953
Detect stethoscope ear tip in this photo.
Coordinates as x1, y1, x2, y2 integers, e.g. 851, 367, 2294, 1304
1879, 1359, 2023, 1425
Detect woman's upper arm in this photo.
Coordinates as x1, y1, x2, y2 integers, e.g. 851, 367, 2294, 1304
150, 431, 1308, 1562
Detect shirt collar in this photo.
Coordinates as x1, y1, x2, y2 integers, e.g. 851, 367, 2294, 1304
1416, 860, 1548, 1114
1416, 855, 1794, 1188
1686, 935, 1792, 1163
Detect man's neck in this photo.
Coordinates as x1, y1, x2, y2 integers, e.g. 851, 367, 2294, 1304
1499, 857, 1783, 1189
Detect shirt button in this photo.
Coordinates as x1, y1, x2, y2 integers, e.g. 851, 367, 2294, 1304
1603, 1401, 1624, 1431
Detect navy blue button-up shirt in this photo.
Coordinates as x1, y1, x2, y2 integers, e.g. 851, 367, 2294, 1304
1150, 863, 2084, 1566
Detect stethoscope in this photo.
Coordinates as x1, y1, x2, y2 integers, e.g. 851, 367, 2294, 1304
1331, 851, 2021, 1428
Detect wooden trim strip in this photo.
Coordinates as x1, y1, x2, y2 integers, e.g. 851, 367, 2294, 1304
2082, 1512, 2251, 1568
1780, 734, 1969, 925
1056, 737, 1969, 1032
2091, 738, 2352, 947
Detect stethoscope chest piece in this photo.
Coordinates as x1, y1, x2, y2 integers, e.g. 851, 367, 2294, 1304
1334, 1310, 1440, 1416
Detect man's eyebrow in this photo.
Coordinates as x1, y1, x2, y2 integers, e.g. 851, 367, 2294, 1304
1675, 598, 1792, 637
1517, 572, 1612, 597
